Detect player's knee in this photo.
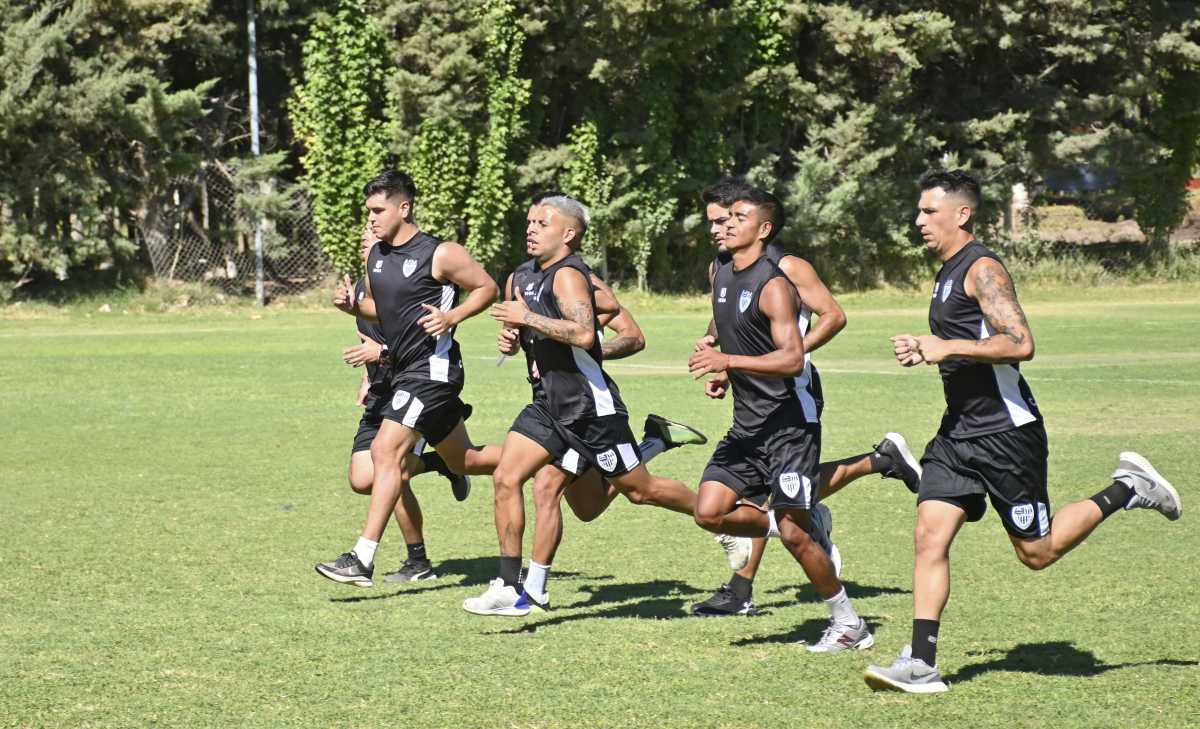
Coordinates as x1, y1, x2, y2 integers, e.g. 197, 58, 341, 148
693, 507, 722, 532
620, 485, 648, 506
777, 513, 813, 549
491, 465, 523, 495
1014, 546, 1053, 571
347, 475, 372, 494
913, 523, 951, 561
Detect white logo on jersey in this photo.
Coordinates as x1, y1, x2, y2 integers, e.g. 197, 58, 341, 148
1010, 503, 1035, 530
373, 260, 383, 273
941, 278, 954, 302
717, 287, 727, 303
533, 285, 544, 302
402, 258, 417, 277
596, 449, 618, 473
779, 472, 802, 499
738, 290, 752, 313
391, 390, 411, 411
357, 290, 365, 302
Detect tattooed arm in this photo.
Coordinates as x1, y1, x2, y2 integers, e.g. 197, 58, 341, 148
913, 257, 1035, 365
601, 308, 646, 360
492, 267, 596, 349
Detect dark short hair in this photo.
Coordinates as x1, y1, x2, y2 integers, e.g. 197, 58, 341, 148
363, 169, 418, 202
531, 190, 567, 204
730, 186, 786, 243
919, 169, 982, 209
701, 177, 754, 208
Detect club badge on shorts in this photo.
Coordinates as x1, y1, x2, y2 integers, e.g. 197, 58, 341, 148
1010, 503, 1035, 530
391, 390, 411, 411
738, 290, 752, 313
597, 449, 618, 472
779, 471, 803, 500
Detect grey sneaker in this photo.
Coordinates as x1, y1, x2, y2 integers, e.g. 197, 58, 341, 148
806, 617, 874, 653
807, 503, 842, 578
715, 533, 752, 571
383, 558, 438, 583
874, 432, 922, 493
644, 414, 708, 449
864, 646, 949, 694
1115, 452, 1181, 521
315, 551, 374, 587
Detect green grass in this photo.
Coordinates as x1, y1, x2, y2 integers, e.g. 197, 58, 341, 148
1, 285, 1198, 728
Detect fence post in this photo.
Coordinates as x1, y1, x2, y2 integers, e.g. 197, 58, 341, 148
247, 0, 266, 305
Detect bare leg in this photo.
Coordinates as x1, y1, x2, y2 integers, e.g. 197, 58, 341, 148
817, 452, 876, 501
531, 466, 573, 565
348, 450, 374, 494
608, 464, 695, 515
694, 481, 769, 536
776, 508, 841, 599
491, 431, 553, 557
1008, 499, 1104, 570
364, 420, 420, 542
913, 500, 967, 621
433, 420, 502, 476
562, 469, 619, 522
392, 480, 423, 545
736, 538, 769, 580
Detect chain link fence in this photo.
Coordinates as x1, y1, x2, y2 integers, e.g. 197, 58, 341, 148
142, 163, 330, 296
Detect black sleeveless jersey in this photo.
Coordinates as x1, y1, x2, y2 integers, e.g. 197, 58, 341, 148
715, 243, 822, 423
510, 259, 544, 400
929, 240, 1041, 438
712, 253, 803, 435
526, 253, 626, 423
354, 279, 386, 384
366, 231, 463, 384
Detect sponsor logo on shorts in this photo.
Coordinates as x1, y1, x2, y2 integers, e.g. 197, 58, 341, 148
717, 287, 727, 303
391, 390, 411, 411
596, 449, 618, 473
779, 472, 801, 499
738, 290, 752, 313
402, 258, 418, 277
1010, 503, 1035, 530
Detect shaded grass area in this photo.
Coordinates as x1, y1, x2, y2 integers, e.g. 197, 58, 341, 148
1, 287, 1197, 728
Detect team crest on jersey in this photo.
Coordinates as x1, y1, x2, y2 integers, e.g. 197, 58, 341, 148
717, 287, 727, 303
373, 259, 383, 273
738, 290, 752, 313
1010, 503, 1035, 530
391, 390, 411, 411
596, 449, 618, 473
357, 290, 365, 302
940, 278, 954, 302
779, 472, 803, 500
402, 258, 418, 277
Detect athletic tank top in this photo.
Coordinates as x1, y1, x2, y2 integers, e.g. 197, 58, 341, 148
716, 243, 822, 422
366, 231, 463, 384
712, 253, 803, 435
354, 279, 386, 384
526, 253, 626, 423
510, 259, 545, 401
930, 239, 1041, 438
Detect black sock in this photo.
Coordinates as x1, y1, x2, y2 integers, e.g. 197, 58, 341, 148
499, 556, 522, 588
406, 542, 427, 562
1090, 480, 1134, 520
729, 573, 753, 602
911, 619, 940, 666
869, 451, 891, 475
420, 452, 449, 478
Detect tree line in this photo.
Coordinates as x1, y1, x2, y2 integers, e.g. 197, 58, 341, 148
3, 0, 1198, 297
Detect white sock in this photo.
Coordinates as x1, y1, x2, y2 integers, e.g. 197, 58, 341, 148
638, 437, 666, 461
824, 587, 858, 626
766, 509, 781, 538
354, 537, 379, 568
524, 561, 550, 598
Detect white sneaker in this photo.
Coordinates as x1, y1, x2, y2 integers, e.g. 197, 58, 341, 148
864, 645, 948, 693
462, 578, 527, 616
715, 534, 752, 571
806, 618, 874, 653
1115, 452, 1181, 521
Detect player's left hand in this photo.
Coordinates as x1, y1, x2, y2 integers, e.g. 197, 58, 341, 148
688, 347, 731, 379
890, 334, 924, 367
343, 333, 383, 367
490, 288, 530, 329
704, 371, 729, 399
418, 303, 455, 337
913, 334, 950, 364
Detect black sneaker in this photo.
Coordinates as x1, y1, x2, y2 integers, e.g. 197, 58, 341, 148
421, 452, 471, 502
873, 432, 922, 493
383, 558, 438, 583
315, 551, 374, 587
643, 414, 708, 450
691, 584, 761, 617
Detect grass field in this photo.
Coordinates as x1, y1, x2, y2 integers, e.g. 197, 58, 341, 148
2, 284, 1198, 728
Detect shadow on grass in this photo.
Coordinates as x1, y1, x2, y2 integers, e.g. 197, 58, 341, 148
487, 595, 691, 635
326, 557, 600, 604
568, 579, 701, 609
946, 641, 1197, 684
729, 616, 886, 648
762, 580, 910, 602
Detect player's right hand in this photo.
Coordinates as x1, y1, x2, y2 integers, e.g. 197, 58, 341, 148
694, 334, 716, 352
890, 334, 925, 367
497, 327, 520, 355
704, 372, 729, 399
343, 333, 383, 367
333, 274, 355, 313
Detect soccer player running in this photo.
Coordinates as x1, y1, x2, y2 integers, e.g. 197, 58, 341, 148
864, 170, 1182, 693
691, 179, 922, 618
688, 187, 873, 652
338, 226, 471, 583
316, 169, 502, 588
465, 194, 745, 616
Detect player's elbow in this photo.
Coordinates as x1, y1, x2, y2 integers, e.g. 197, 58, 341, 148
1015, 338, 1034, 362
629, 332, 646, 355
480, 278, 500, 303
576, 329, 596, 350
780, 349, 805, 376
